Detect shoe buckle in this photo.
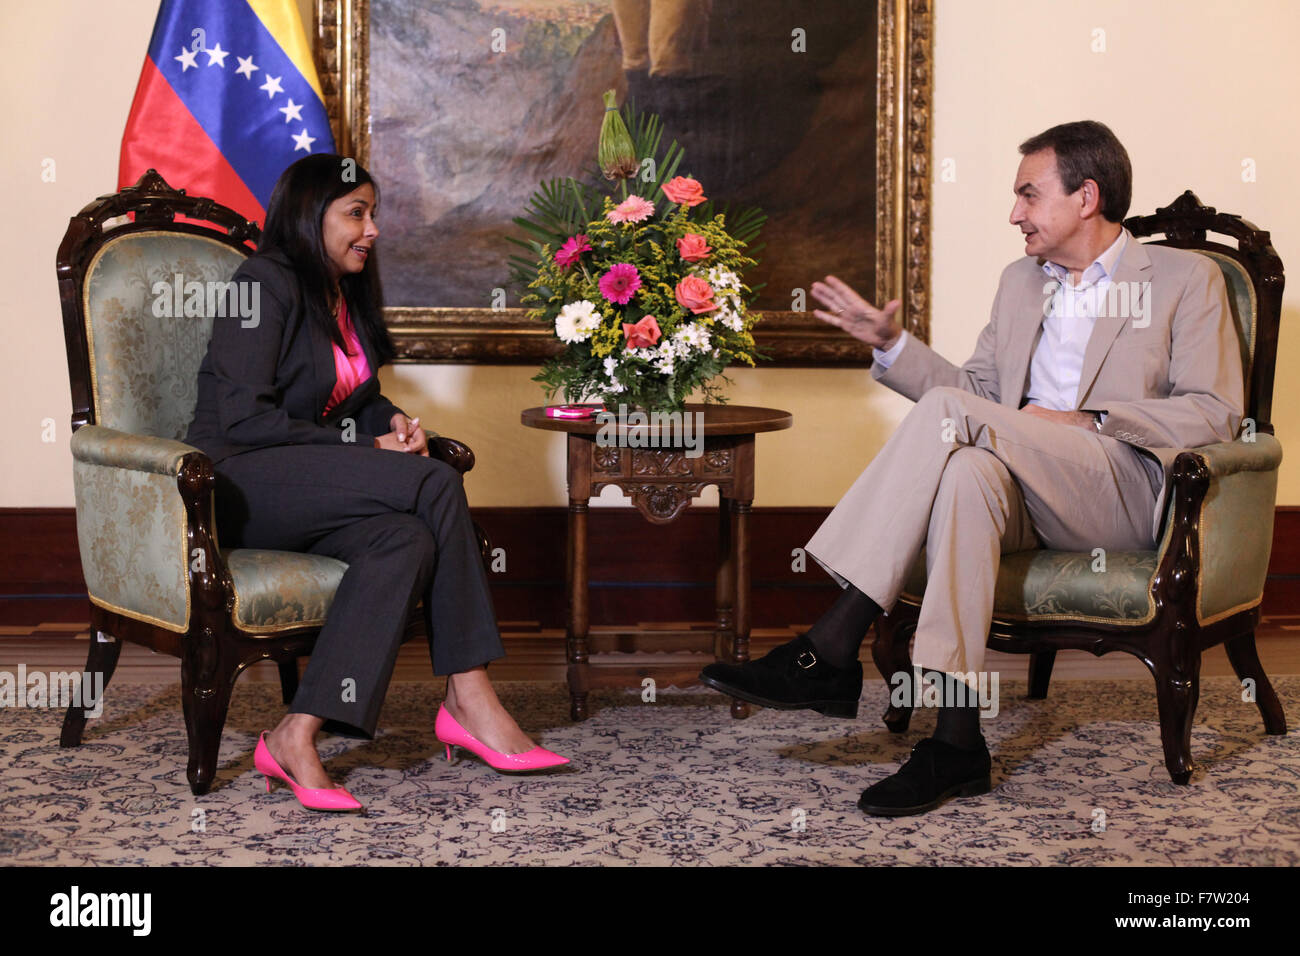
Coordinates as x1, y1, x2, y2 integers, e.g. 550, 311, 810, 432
794, 649, 818, 670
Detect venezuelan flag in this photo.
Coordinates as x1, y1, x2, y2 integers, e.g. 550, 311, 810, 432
118, 0, 336, 225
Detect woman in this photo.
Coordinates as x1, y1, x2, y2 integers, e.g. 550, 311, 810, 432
185, 154, 568, 811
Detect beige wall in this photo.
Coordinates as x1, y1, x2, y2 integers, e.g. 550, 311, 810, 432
4, 0, 1296, 509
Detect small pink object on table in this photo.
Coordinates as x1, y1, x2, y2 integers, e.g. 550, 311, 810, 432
545, 404, 605, 420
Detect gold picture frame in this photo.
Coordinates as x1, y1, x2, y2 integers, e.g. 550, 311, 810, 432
314, 0, 932, 364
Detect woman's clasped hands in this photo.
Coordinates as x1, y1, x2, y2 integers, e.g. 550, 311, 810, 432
374, 412, 429, 455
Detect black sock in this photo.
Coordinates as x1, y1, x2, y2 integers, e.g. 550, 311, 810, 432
929, 670, 986, 750
804, 585, 881, 668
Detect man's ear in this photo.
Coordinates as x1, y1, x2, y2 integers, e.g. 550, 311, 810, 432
1078, 178, 1103, 218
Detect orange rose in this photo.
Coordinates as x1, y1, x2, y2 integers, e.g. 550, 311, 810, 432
661, 176, 707, 207
623, 315, 662, 350
675, 276, 719, 314
676, 233, 712, 263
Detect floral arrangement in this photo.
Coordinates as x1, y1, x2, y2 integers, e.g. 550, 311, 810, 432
510, 92, 766, 411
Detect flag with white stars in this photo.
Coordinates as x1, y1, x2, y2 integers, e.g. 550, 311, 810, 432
119, 0, 336, 225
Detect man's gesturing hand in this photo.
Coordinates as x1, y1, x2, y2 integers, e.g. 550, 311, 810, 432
811, 275, 903, 351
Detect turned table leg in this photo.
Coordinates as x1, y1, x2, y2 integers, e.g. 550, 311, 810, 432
715, 493, 735, 657
715, 493, 748, 718
566, 495, 590, 721
730, 497, 753, 719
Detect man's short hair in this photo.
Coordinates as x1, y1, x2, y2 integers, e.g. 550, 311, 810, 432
1019, 120, 1132, 223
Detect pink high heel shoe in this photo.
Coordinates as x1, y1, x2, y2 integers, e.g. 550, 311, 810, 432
254, 732, 363, 812
435, 704, 570, 773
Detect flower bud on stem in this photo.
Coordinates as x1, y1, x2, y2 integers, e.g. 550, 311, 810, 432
598, 90, 638, 181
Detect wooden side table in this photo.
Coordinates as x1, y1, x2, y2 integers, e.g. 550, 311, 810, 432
521, 404, 793, 720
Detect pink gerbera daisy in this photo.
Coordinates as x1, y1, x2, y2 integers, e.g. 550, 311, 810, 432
606, 195, 655, 224
599, 263, 642, 305
554, 234, 592, 269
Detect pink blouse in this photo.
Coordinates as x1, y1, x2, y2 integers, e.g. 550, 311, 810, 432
323, 299, 373, 416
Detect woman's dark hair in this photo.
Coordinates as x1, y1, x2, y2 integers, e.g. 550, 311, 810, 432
260, 153, 394, 366
1019, 120, 1132, 223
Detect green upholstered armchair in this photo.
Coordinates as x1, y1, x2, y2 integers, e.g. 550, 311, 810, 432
57, 171, 486, 795
873, 191, 1286, 784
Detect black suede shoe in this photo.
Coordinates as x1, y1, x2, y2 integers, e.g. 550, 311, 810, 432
857, 737, 992, 817
698, 635, 862, 718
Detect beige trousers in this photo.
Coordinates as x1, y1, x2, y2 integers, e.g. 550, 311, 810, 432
611, 0, 711, 76
805, 386, 1160, 678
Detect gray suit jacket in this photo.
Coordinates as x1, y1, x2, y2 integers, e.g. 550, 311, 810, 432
872, 235, 1244, 531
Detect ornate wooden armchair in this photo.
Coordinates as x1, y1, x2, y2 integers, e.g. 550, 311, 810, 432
57, 170, 487, 795
873, 191, 1286, 783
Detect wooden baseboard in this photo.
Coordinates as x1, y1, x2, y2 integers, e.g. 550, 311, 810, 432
3, 505, 1297, 624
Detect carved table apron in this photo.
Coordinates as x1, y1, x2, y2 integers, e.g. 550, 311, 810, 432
521, 405, 794, 720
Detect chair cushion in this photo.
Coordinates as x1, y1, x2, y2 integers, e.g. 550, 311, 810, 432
224, 549, 347, 632
84, 231, 247, 441
900, 549, 1158, 625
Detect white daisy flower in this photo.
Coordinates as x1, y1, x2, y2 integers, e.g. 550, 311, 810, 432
705, 267, 741, 292
653, 340, 676, 374
603, 355, 626, 394
555, 300, 602, 344
672, 321, 711, 353
724, 310, 744, 332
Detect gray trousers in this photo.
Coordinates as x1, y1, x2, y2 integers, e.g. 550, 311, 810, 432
214, 445, 504, 737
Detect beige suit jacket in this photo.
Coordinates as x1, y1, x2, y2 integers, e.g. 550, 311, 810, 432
872, 234, 1244, 535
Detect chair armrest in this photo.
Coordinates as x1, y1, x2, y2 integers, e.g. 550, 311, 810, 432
70, 425, 216, 633
1176, 434, 1282, 478
1160, 434, 1282, 624
70, 424, 203, 474
429, 435, 476, 474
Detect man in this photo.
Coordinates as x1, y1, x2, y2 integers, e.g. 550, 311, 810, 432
701, 121, 1243, 816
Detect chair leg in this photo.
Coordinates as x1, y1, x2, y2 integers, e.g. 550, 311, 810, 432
60, 629, 123, 747
277, 658, 300, 707
1150, 655, 1201, 785
1026, 650, 1056, 699
871, 609, 917, 733
181, 635, 238, 797
1223, 629, 1287, 735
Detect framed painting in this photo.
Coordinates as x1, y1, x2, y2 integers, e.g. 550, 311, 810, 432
314, 0, 932, 364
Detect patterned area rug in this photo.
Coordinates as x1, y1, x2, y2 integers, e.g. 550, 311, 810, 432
1, 677, 1298, 866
